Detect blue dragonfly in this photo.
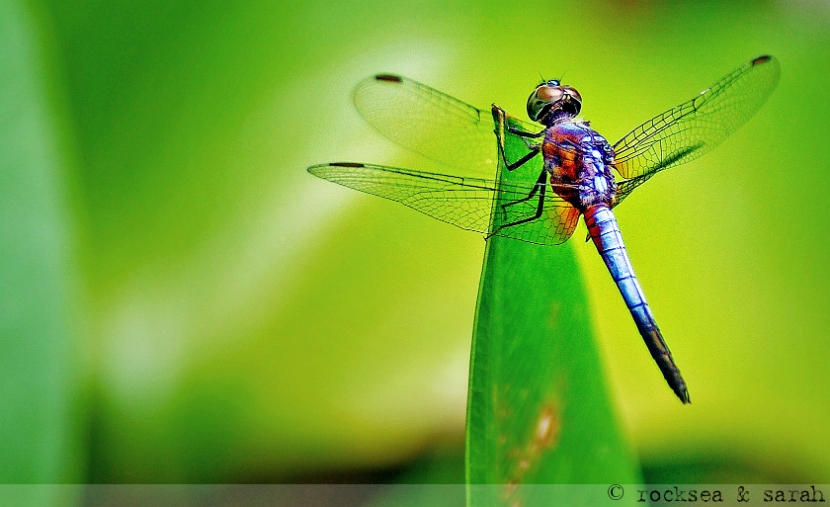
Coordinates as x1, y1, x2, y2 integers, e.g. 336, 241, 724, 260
309, 56, 780, 403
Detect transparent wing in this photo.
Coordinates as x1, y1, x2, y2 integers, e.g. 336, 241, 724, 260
613, 174, 653, 208
611, 55, 780, 205
308, 162, 580, 245
309, 162, 494, 232
490, 190, 582, 246
354, 74, 539, 177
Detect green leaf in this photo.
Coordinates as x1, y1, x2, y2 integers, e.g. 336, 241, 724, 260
0, 0, 80, 498
465, 116, 641, 505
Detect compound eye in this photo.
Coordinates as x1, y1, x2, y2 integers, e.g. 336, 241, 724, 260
563, 86, 582, 103
536, 86, 564, 103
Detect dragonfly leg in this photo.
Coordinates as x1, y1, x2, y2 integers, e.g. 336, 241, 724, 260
506, 126, 544, 139
492, 105, 543, 138
506, 124, 544, 154
501, 170, 546, 211
492, 105, 541, 171
506, 126, 544, 156
501, 146, 540, 171
492, 171, 548, 232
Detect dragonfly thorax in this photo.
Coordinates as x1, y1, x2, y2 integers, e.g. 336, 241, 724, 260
543, 121, 617, 210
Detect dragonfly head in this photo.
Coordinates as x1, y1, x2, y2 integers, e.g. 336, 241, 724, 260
527, 80, 582, 124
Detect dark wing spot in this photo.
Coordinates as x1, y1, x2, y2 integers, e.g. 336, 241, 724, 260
330, 162, 366, 168
752, 55, 772, 66
374, 74, 403, 83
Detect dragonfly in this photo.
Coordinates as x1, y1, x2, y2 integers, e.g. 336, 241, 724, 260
309, 56, 780, 404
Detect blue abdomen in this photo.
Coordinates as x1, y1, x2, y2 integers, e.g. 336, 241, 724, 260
583, 203, 690, 403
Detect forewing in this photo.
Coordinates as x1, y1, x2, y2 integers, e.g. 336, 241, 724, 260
354, 74, 538, 177
309, 162, 579, 245
612, 55, 780, 197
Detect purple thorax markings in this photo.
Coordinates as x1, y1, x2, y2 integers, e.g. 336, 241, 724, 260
542, 120, 617, 210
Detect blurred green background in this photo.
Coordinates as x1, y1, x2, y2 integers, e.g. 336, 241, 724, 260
1, 0, 829, 492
